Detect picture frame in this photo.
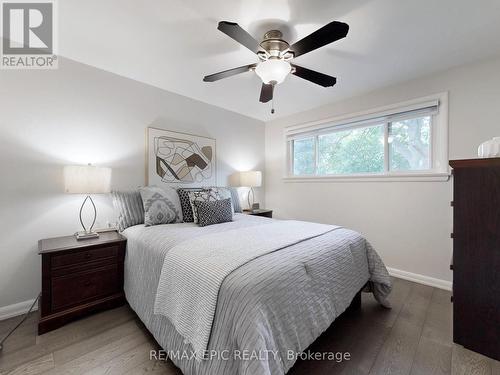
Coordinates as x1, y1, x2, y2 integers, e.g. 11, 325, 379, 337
146, 127, 217, 187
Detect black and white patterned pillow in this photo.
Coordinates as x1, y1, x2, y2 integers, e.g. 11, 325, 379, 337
111, 190, 144, 232
177, 188, 204, 222
210, 186, 242, 213
188, 189, 220, 224
210, 187, 234, 213
195, 198, 233, 227
139, 186, 183, 226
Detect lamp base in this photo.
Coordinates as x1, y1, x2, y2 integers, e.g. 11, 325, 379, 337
77, 195, 99, 241
75, 231, 99, 241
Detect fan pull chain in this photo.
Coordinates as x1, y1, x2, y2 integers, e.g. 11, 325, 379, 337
271, 83, 275, 114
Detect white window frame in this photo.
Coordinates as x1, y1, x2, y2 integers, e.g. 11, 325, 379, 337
284, 92, 449, 182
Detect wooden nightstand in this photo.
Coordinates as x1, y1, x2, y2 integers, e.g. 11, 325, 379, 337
38, 231, 126, 334
243, 209, 273, 218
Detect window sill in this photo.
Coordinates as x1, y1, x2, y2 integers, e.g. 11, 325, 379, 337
283, 172, 450, 183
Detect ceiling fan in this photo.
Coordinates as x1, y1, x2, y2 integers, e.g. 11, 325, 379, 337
203, 20, 349, 113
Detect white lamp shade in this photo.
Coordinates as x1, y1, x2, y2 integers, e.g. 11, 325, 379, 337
230, 171, 262, 188
64, 165, 112, 194
255, 59, 291, 84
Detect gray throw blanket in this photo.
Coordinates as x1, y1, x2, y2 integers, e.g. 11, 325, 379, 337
154, 221, 339, 357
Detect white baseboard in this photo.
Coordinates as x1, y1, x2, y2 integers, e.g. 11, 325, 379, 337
387, 267, 452, 291
0, 299, 38, 321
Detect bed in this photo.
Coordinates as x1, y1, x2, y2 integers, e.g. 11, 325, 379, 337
122, 213, 392, 375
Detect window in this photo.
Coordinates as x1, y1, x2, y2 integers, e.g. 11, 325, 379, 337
293, 137, 315, 175
286, 94, 448, 181
317, 124, 385, 174
389, 116, 430, 171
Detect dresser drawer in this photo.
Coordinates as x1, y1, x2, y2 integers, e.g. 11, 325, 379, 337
51, 245, 119, 269
51, 265, 120, 311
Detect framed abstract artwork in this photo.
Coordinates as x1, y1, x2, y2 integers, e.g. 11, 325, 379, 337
146, 127, 217, 186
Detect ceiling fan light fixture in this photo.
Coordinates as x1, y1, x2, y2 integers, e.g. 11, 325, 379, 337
255, 59, 291, 85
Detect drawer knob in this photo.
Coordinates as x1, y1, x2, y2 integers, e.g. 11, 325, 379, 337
85, 253, 92, 259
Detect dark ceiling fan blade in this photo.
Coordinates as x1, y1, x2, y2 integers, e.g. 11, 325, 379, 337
291, 65, 337, 87
289, 21, 349, 58
218, 21, 261, 53
203, 64, 256, 82
259, 83, 274, 103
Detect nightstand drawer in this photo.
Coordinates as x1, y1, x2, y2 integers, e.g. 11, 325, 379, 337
51, 245, 119, 269
51, 265, 120, 311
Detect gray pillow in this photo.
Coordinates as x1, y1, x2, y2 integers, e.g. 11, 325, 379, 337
177, 188, 204, 222
111, 190, 144, 232
139, 186, 183, 226
195, 198, 233, 227
228, 187, 242, 213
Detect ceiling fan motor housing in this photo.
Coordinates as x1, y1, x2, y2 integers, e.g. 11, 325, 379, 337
260, 30, 291, 58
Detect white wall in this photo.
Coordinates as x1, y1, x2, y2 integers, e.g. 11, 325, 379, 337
265, 56, 500, 285
0, 58, 265, 310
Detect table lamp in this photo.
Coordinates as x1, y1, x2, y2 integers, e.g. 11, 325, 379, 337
230, 171, 262, 211
64, 164, 112, 240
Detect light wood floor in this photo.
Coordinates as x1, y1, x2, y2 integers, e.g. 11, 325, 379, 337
0, 278, 498, 375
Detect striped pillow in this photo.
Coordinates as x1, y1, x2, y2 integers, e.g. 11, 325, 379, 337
111, 190, 144, 232
228, 187, 242, 213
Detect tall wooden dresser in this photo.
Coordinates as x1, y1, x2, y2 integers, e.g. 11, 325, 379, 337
449, 157, 500, 360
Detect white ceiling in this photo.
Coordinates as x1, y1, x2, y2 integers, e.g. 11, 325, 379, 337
58, 0, 500, 121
